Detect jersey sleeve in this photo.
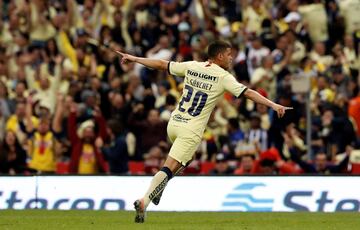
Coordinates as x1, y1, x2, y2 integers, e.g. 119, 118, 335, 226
168, 61, 192, 77
223, 73, 248, 97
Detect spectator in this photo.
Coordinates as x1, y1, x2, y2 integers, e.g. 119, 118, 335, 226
6, 99, 38, 144
177, 21, 192, 60
311, 75, 335, 104
107, 91, 132, 126
339, 0, 360, 35
0, 81, 11, 119
226, 118, 245, 154
0, 130, 27, 174
160, 94, 177, 121
25, 93, 65, 174
282, 123, 306, 157
0, 107, 5, 142
232, 44, 250, 82
0, 80, 11, 141
247, 112, 268, 152
283, 12, 302, 35
268, 93, 301, 152
154, 80, 171, 109
111, 10, 126, 48
316, 108, 355, 157
234, 154, 255, 175
25, 54, 62, 114
251, 56, 277, 101
252, 148, 299, 174
209, 153, 234, 175
309, 42, 334, 71
144, 144, 166, 175
28, 0, 56, 44
146, 35, 173, 61
67, 103, 108, 174
331, 65, 349, 97
298, 0, 329, 43
283, 29, 306, 68
246, 36, 270, 76
255, 101, 271, 130
259, 19, 276, 51
203, 109, 228, 161
290, 150, 350, 174
129, 104, 168, 159
242, 0, 269, 35
10, 81, 28, 112
100, 119, 129, 174
326, 0, 344, 48
348, 90, 360, 140
343, 35, 358, 73
271, 34, 290, 69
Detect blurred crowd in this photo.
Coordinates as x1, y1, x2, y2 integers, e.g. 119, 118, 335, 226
1, 0, 360, 175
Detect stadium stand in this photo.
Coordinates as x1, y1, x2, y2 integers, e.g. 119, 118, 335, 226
1, 0, 360, 175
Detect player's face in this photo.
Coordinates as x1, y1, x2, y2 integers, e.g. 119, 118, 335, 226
219, 48, 233, 69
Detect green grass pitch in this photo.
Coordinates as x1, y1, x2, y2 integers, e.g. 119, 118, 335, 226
0, 210, 359, 230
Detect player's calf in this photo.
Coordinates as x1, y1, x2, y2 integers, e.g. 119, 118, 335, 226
152, 165, 186, 205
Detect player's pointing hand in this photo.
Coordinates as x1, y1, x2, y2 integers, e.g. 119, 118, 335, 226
272, 104, 293, 118
116, 51, 137, 64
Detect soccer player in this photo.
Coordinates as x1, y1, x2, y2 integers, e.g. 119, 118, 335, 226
117, 40, 292, 223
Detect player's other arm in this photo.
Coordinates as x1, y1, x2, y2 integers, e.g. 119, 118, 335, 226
223, 74, 292, 118
244, 89, 292, 118
116, 51, 169, 71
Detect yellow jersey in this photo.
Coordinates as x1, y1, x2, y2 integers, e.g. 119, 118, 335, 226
78, 144, 97, 174
6, 115, 39, 132
168, 61, 247, 137
28, 132, 56, 172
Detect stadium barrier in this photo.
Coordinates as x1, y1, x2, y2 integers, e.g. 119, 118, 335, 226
1, 176, 359, 212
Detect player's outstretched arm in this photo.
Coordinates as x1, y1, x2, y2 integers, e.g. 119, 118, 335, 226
243, 89, 293, 118
116, 51, 169, 71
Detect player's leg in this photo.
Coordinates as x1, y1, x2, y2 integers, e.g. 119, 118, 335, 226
134, 156, 182, 223
134, 124, 179, 223
151, 166, 184, 205
148, 130, 200, 207
143, 155, 182, 207
134, 125, 200, 223
152, 158, 193, 205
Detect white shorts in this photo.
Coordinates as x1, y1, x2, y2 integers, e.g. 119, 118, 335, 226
167, 121, 202, 166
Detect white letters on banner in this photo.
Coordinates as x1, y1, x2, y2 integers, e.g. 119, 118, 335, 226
0, 176, 359, 212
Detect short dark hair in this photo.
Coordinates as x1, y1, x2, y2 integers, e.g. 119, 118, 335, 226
207, 40, 231, 59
